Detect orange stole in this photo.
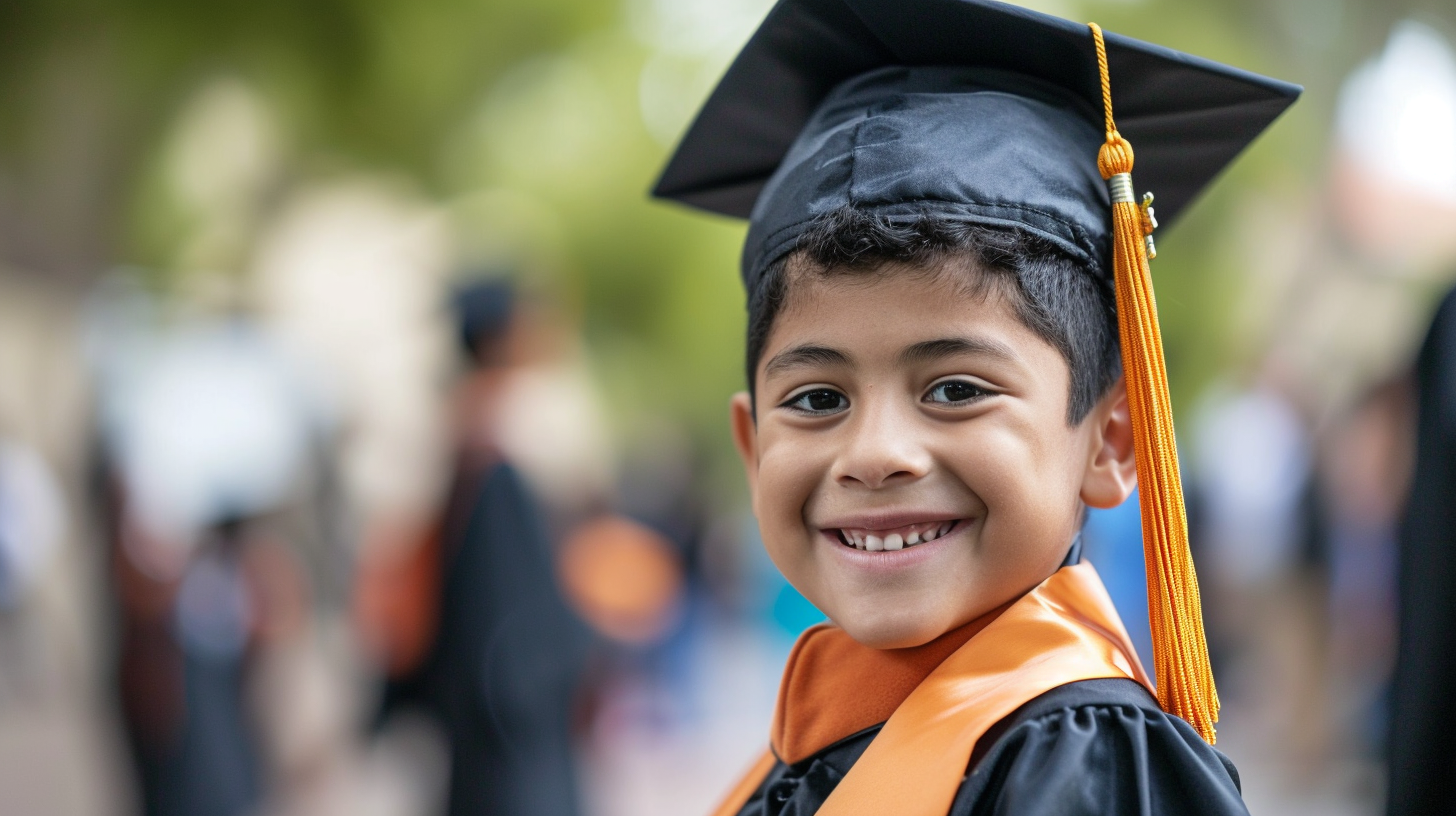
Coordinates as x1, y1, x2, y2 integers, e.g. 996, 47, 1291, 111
708, 563, 1152, 816
770, 598, 1014, 765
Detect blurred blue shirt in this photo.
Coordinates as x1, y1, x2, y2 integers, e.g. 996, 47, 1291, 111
1082, 490, 1155, 684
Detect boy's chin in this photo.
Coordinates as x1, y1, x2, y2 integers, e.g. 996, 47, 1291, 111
833, 608, 957, 650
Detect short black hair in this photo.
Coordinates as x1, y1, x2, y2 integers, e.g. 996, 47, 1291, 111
745, 207, 1121, 424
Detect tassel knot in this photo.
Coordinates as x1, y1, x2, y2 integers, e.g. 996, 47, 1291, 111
1097, 133, 1135, 179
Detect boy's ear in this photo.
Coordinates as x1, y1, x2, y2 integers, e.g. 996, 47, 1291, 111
1080, 379, 1138, 509
730, 392, 760, 494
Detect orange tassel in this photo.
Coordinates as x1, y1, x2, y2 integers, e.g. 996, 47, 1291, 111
1088, 23, 1219, 743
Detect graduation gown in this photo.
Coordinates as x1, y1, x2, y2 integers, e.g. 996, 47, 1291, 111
1389, 286, 1456, 816
426, 461, 589, 816
719, 563, 1246, 816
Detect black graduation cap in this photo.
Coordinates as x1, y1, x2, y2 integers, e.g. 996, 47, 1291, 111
651, 0, 1300, 288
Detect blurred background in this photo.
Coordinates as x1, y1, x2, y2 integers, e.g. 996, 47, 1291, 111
0, 0, 1452, 814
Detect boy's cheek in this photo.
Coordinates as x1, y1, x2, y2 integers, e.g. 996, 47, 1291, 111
751, 446, 818, 529
755, 439, 832, 507
948, 426, 1079, 507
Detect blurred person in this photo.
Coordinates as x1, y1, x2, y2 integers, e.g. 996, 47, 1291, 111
106, 509, 258, 816
104, 504, 315, 816
543, 427, 728, 816
88, 309, 326, 816
1189, 382, 1326, 771
589, 426, 699, 645
1317, 379, 1411, 758
1310, 22, 1456, 812
1192, 385, 1312, 595
360, 278, 589, 816
1388, 286, 1456, 816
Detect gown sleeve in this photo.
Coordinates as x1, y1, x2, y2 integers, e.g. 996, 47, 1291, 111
951, 678, 1248, 816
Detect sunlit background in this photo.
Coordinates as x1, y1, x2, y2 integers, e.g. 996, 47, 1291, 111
0, 0, 1454, 814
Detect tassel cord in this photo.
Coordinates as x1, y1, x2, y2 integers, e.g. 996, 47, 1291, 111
1089, 22, 1219, 742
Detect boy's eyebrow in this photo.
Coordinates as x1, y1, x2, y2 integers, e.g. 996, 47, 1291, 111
763, 344, 851, 378
898, 336, 1019, 366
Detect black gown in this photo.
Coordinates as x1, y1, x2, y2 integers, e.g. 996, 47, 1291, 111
735, 678, 1247, 816
424, 461, 589, 816
1388, 287, 1456, 816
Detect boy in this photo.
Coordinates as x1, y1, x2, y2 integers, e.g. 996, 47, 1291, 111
653, 0, 1299, 814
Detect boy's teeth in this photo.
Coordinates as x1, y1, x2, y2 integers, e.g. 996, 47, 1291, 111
837, 521, 960, 551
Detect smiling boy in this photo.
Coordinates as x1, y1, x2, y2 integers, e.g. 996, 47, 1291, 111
653, 1, 1299, 814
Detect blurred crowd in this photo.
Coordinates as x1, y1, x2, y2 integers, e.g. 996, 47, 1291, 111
0, 2, 1454, 816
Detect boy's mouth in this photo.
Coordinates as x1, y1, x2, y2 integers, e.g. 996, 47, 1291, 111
834, 520, 961, 552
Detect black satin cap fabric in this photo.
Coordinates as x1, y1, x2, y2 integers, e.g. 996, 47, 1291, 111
651, 0, 1301, 289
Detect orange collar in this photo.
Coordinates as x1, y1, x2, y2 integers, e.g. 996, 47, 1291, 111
769, 600, 1015, 765
713, 563, 1153, 816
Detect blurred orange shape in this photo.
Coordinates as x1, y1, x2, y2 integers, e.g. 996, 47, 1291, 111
558, 515, 685, 645
353, 518, 442, 678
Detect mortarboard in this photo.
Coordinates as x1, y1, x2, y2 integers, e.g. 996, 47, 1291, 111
652, 0, 1300, 742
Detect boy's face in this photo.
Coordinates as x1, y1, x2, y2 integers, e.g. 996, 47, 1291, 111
731, 263, 1135, 649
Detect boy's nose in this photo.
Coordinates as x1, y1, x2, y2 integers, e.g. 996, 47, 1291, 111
832, 403, 932, 490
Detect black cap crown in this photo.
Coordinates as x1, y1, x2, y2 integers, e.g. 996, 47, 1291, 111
652, 0, 1300, 287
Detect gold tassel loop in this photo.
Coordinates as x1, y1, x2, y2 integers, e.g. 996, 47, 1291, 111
1088, 22, 1219, 743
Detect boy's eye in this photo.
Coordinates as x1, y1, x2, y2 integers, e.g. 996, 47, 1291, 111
782, 388, 849, 415
925, 379, 991, 405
